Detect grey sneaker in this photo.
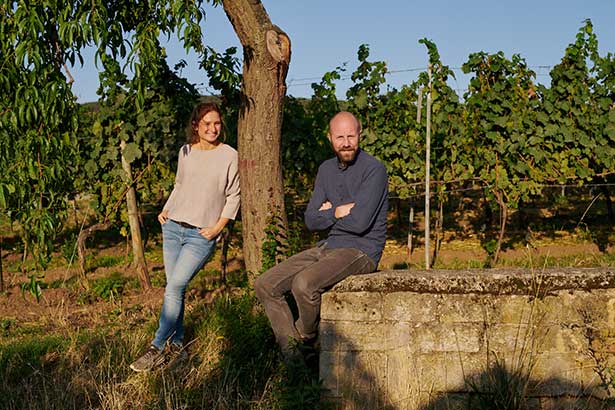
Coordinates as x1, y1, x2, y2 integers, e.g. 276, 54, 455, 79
165, 343, 188, 367
129, 346, 165, 372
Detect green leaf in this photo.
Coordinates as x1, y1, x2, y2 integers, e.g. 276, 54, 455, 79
122, 142, 142, 164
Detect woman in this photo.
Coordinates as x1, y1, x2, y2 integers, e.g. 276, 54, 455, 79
130, 102, 240, 372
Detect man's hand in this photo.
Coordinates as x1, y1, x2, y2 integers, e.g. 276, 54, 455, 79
335, 202, 355, 218
158, 209, 169, 224
319, 201, 332, 211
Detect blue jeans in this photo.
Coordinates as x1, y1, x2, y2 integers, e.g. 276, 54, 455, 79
152, 220, 216, 350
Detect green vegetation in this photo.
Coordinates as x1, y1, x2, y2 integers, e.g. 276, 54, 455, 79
2, 12, 614, 272
1, 5, 614, 408
0, 290, 326, 410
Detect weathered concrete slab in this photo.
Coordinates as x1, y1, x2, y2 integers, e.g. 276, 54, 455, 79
320, 267, 615, 409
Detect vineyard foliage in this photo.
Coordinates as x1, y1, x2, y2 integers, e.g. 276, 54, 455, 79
1, 0, 208, 269
1, 12, 614, 271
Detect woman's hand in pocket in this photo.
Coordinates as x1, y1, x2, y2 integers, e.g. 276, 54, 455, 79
199, 226, 221, 240
158, 210, 169, 225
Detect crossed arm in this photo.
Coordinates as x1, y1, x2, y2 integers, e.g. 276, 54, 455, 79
318, 200, 354, 218
304, 164, 387, 234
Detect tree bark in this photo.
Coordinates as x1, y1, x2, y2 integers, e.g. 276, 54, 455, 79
407, 200, 415, 258
220, 220, 234, 284
492, 190, 508, 266
431, 198, 444, 268
222, 0, 291, 276
120, 140, 151, 291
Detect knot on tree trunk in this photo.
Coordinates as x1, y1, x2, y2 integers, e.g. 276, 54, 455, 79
266, 29, 290, 64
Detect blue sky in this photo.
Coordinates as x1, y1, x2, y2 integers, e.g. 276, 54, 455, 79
70, 0, 615, 102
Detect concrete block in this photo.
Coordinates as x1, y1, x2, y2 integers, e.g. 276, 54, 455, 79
320, 350, 340, 397
577, 355, 614, 400
337, 351, 389, 409
530, 352, 583, 396
484, 323, 548, 353
437, 294, 490, 323
539, 396, 615, 410
492, 295, 537, 324
383, 292, 439, 322
320, 321, 396, 351
322, 291, 382, 321
540, 326, 588, 354
416, 392, 468, 410
412, 352, 486, 392
541, 292, 587, 325
415, 323, 483, 353
386, 349, 418, 406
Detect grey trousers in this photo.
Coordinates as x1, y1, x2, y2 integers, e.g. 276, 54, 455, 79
254, 245, 376, 352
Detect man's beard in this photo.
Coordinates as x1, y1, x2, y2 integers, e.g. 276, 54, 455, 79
336, 148, 357, 164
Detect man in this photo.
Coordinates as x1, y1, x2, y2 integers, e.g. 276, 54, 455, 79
254, 111, 388, 357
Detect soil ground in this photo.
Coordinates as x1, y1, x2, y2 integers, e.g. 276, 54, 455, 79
1, 226, 612, 337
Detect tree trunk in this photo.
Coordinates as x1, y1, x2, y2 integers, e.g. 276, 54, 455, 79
120, 140, 151, 291
76, 221, 110, 289
21, 241, 29, 273
603, 186, 614, 224
492, 191, 508, 266
222, 0, 291, 276
220, 220, 234, 285
407, 200, 414, 258
482, 189, 493, 230
395, 197, 401, 228
431, 198, 444, 268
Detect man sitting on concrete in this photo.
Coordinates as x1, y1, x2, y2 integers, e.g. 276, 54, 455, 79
254, 111, 388, 358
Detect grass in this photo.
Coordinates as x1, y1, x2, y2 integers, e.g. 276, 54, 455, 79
498, 251, 615, 269
430, 251, 615, 270
89, 255, 124, 270
0, 288, 328, 410
76, 271, 139, 304
1, 195, 612, 408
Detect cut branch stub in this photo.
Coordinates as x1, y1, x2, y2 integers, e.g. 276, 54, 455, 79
266, 29, 291, 64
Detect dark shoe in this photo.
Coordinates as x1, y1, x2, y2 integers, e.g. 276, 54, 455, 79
129, 346, 165, 372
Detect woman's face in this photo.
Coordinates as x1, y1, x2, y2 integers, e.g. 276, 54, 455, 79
197, 111, 222, 144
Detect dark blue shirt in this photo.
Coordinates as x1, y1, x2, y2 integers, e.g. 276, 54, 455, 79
304, 149, 388, 266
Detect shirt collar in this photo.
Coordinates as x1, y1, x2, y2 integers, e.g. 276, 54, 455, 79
337, 148, 361, 170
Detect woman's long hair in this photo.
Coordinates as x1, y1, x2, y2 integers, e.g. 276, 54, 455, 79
186, 102, 224, 144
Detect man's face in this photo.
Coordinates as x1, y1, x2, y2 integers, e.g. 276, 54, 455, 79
328, 115, 360, 164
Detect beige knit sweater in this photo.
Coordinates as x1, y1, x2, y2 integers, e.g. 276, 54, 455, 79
163, 143, 240, 228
